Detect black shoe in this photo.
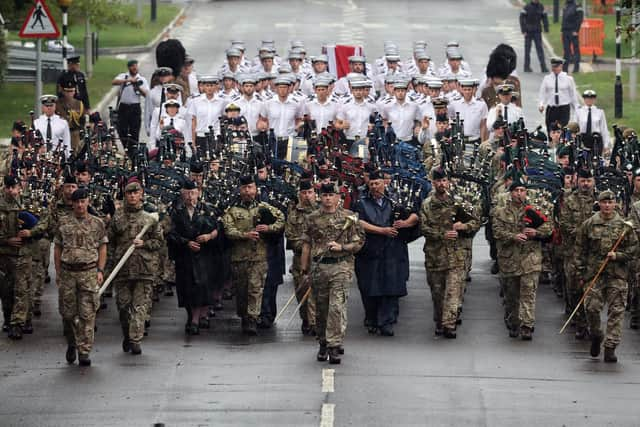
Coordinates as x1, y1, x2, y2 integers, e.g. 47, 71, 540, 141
66, 345, 76, 364
45, 275, 51, 284
188, 323, 200, 335
328, 347, 341, 364
524, 67, 533, 72
603, 346, 617, 363
379, 325, 394, 336
122, 337, 131, 353
257, 318, 272, 329
78, 353, 91, 366
198, 317, 210, 329
33, 304, 42, 317
22, 322, 33, 334
465, 275, 471, 282
509, 327, 519, 338
244, 319, 257, 336
130, 342, 142, 355
590, 334, 603, 357
367, 326, 378, 335
8, 325, 22, 340
520, 326, 533, 341
575, 328, 589, 340
317, 343, 328, 361
443, 328, 457, 339
491, 262, 499, 275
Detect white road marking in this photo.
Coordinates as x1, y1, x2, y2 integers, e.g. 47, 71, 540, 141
320, 403, 335, 427
321, 368, 335, 392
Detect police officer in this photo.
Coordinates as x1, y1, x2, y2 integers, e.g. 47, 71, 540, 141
561, 0, 584, 73
53, 188, 108, 366
520, 0, 550, 73
576, 90, 610, 150
57, 55, 90, 110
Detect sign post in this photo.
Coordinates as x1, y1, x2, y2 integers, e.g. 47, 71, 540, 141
18, 0, 61, 113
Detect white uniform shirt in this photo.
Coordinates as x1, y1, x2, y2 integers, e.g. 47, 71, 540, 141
186, 94, 227, 140
260, 95, 303, 138
336, 99, 376, 140
144, 86, 183, 136
303, 98, 340, 132
538, 71, 580, 111
576, 105, 611, 149
486, 102, 524, 130
149, 105, 190, 148
34, 114, 71, 158
232, 94, 264, 136
114, 72, 148, 105
451, 98, 488, 139
382, 99, 423, 141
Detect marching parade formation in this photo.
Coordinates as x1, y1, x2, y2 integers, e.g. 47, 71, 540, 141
2, 34, 640, 370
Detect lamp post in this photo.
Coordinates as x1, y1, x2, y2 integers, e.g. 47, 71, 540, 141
58, 0, 73, 69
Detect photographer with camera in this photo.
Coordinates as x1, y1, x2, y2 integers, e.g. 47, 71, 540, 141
112, 60, 149, 149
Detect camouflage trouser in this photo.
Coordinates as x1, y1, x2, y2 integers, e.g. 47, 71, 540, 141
313, 262, 351, 347
629, 271, 639, 324
291, 253, 316, 326
159, 245, 176, 283
426, 267, 465, 330
32, 239, 51, 307
563, 258, 586, 329
502, 271, 539, 330
115, 279, 153, 344
541, 243, 552, 275
585, 277, 627, 348
58, 269, 99, 355
231, 261, 267, 321
0, 255, 32, 327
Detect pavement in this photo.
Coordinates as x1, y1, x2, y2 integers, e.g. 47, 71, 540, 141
2, 1, 640, 426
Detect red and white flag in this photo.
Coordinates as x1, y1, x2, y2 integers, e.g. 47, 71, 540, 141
323, 44, 364, 78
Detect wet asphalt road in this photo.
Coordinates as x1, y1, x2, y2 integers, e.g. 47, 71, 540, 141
2, 1, 640, 426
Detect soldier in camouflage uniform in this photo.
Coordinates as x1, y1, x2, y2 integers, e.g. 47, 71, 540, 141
285, 179, 318, 335
301, 183, 364, 364
109, 180, 163, 355
420, 167, 480, 338
492, 177, 552, 340
627, 169, 640, 329
575, 190, 638, 363
53, 188, 108, 367
0, 176, 45, 339
222, 175, 285, 335
558, 168, 595, 339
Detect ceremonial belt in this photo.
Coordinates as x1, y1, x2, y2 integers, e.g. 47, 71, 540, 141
313, 255, 349, 264
61, 262, 97, 272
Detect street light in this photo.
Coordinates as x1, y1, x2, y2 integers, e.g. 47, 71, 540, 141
58, 0, 73, 69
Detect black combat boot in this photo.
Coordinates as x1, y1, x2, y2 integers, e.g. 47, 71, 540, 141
317, 343, 328, 362
520, 326, 533, 341
130, 342, 142, 355
78, 353, 91, 366
603, 346, 617, 363
590, 334, 603, 357
443, 328, 457, 339
328, 347, 341, 364
379, 325, 394, 336
65, 345, 76, 364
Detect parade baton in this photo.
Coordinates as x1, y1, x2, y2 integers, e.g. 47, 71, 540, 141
559, 222, 632, 334
98, 212, 160, 296
273, 290, 298, 324
283, 214, 358, 329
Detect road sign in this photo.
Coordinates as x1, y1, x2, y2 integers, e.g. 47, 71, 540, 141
19, 0, 60, 39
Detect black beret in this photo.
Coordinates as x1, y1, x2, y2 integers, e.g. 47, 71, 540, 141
12, 121, 26, 132
75, 161, 88, 174
431, 167, 447, 180
549, 121, 562, 132
577, 168, 593, 179
436, 114, 449, 123
319, 183, 337, 194
369, 170, 383, 181
71, 188, 89, 201
181, 179, 197, 190
562, 166, 575, 176
492, 117, 507, 130
239, 175, 255, 186
190, 161, 204, 174
63, 175, 77, 185
508, 177, 527, 192
3, 175, 19, 187
299, 180, 313, 191
557, 145, 572, 158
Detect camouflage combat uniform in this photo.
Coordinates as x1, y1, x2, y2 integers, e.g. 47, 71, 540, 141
301, 207, 364, 348
222, 200, 284, 328
575, 212, 637, 350
54, 213, 108, 357
628, 200, 640, 328
109, 204, 162, 346
285, 200, 318, 331
558, 189, 595, 333
492, 198, 552, 335
420, 193, 480, 333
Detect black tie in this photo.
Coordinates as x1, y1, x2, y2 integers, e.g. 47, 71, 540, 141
586, 107, 592, 134
554, 74, 559, 106
504, 105, 508, 123
170, 117, 174, 127
46, 117, 52, 140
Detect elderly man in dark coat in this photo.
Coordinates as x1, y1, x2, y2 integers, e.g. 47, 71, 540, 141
353, 170, 418, 336
167, 179, 224, 335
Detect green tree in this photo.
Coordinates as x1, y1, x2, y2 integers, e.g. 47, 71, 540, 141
67, 0, 139, 31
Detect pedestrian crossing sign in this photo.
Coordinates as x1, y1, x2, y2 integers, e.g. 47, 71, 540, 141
19, 0, 60, 38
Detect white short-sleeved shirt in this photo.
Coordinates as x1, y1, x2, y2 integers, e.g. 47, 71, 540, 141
114, 72, 148, 105
34, 114, 71, 158
261, 95, 303, 138
186, 94, 226, 140
382, 99, 423, 141
232, 94, 264, 136
304, 98, 340, 133
451, 98, 488, 139
336, 99, 376, 140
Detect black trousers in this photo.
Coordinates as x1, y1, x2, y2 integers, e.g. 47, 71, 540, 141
117, 103, 142, 146
562, 31, 580, 72
524, 32, 546, 70
274, 137, 288, 160
545, 104, 571, 131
